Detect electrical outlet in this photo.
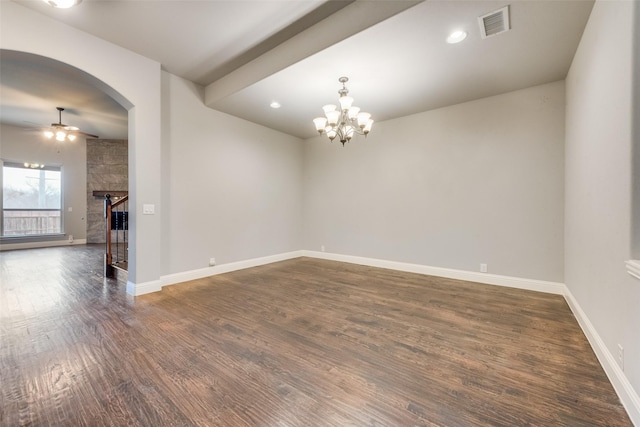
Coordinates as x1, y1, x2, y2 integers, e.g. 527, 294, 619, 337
321, 245, 325, 252
480, 263, 488, 273
618, 344, 624, 370
209, 258, 216, 267
68, 235, 74, 243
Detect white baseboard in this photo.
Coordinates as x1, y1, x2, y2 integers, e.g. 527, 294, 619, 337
564, 288, 640, 425
301, 250, 566, 294
160, 250, 305, 288
0, 238, 87, 251
126, 279, 162, 296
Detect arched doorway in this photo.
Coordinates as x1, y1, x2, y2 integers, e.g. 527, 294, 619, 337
1, 1, 163, 293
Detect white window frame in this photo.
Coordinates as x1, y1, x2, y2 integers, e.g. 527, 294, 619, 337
1, 160, 64, 238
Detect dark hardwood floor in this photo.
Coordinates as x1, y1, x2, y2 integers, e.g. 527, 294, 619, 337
0, 245, 632, 426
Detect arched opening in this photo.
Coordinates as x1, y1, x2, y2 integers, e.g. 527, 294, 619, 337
0, 49, 131, 274
1, 0, 163, 293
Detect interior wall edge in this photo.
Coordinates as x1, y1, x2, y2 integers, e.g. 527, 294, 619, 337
126, 279, 161, 296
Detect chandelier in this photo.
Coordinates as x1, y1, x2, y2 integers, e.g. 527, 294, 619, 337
313, 77, 373, 145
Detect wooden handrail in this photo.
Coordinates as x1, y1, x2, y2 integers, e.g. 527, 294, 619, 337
111, 195, 128, 208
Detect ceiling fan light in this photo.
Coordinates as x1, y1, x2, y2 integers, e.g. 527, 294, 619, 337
68, 134, 77, 141
56, 131, 67, 141
44, 130, 54, 139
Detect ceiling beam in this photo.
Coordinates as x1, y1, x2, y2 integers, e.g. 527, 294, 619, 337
204, 0, 423, 107
198, 1, 355, 86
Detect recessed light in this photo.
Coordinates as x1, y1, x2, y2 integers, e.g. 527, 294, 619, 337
447, 30, 467, 44
43, 0, 81, 8
270, 101, 281, 109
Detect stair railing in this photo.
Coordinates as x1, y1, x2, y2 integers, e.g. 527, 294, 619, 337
104, 194, 129, 278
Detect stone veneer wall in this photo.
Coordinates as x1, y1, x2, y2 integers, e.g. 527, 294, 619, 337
86, 139, 128, 243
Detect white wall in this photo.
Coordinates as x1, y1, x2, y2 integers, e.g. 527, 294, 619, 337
162, 73, 303, 275
303, 81, 565, 283
0, 123, 87, 243
0, 1, 161, 286
565, 0, 640, 421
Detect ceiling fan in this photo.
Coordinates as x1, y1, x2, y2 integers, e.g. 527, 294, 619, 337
42, 107, 98, 141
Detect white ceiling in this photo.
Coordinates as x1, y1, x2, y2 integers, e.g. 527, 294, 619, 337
0, 0, 594, 140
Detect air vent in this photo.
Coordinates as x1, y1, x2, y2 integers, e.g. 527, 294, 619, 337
478, 6, 510, 39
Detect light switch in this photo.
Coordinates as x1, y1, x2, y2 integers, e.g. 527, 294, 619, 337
143, 204, 155, 215
68, 207, 73, 212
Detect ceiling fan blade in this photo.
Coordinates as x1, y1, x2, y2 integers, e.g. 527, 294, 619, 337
74, 130, 99, 139
23, 120, 46, 127
22, 108, 99, 139
50, 122, 78, 130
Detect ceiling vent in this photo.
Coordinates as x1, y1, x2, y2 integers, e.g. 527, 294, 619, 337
478, 6, 510, 39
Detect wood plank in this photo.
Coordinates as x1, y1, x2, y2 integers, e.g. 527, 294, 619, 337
0, 245, 632, 426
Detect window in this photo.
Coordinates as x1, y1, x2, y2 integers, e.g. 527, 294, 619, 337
2, 162, 62, 237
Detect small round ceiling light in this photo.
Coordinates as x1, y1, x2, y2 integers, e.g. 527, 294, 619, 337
43, 0, 81, 8
447, 30, 467, 44
270, 101, 281, 109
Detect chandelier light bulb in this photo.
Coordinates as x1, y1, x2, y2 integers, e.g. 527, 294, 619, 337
44, 130, 54, 139
326, 110, 340, 126
339, 96, 354, 111
323, 104, 337, 114
345, 125, 355, 140
364, 119, 374, 134
56, 131, 67, 141
348, 106, 360, 120
313, 117, 328, 133
357, 112, 371, 128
